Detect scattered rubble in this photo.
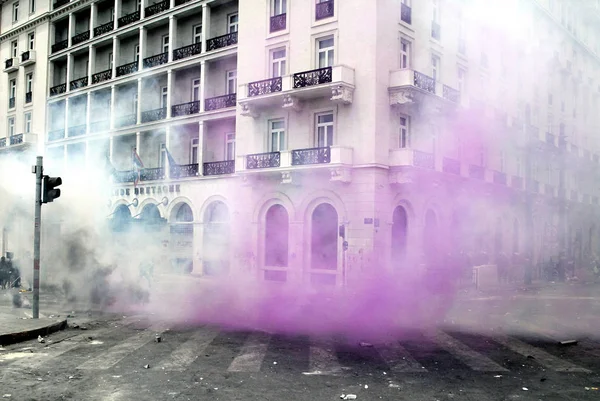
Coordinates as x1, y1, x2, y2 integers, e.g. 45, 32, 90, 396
522, 387, 529, 391
155, 335, 162, 343
37, 335, 45, 344
143, 364, 150, 369
340, 395, 357, 400
558, 340, 578, 346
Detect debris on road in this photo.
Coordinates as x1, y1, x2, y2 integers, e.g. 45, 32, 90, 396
359, 342, 373, 347
155, 334, 162, 343
494, 375, 502, 378
143, 364, 150, 369
2, 395, 11, 398
585, 387, 599, 391
559, 340, 578, 346
522, 387, 529, 391
37, 335, 45, 344
340, 395, 357, 400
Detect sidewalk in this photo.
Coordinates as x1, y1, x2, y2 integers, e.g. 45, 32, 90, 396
458, 278, 600, 301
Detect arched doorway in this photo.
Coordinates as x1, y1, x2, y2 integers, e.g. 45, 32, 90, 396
170, 203, 194, 274
110, 204, 132, 233
391, 206, 408, 267
203, 201, 230, 276
423, 209, 437, 267
310, 203, 338, 286
264, 204, 289, 282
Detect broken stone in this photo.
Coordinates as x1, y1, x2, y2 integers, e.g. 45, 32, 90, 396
71, 324, 79, 329
80, 327, 88, 330
144, 364, 150, 369
37, 335, 45, 344
522, 387, 528, 391
559, 340, 578, 346
155, 335, 162, 343
341, 395, 357, 400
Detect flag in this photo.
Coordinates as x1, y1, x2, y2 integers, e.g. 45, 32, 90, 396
165, 147, 177, 167
132, 148, 144, 188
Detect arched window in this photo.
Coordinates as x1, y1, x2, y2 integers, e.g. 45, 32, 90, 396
391, 206, 408, 265
265, 204, 289, 267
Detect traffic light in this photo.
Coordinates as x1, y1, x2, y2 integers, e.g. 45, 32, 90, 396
42, 175, 62, 203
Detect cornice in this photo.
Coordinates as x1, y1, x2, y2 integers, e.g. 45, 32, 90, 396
0, 14, 51, 42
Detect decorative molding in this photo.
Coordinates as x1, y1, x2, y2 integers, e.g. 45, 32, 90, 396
389, 171, 412, 185
239, 102, 259, 118
330, 167, 351, 183
282, 94, 303, 111
389, 89, 415, 106
330, 85, 353, 104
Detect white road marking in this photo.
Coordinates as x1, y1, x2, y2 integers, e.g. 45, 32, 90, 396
304, 340, 343, 376
377, 343, 427, 373
157, 329, 219, 371
227, 332, 271, 372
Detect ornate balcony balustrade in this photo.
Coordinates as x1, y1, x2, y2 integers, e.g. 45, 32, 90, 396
140, 167, 165, 181
68, 124, 86, 137
270, 13, 286, 32
4, 58, 13, 69
90, 120, 109, 133
94, 21, 114, 36
25, 91, 32, 103
72, 31, 90, 46
526, 179, 539, 193
511, 176, 523, 189
92, 69, 112, 84
291, 147, 331, 165
316, 0, 334, 20
0, 138, 5, 147
70, 76, 88, 91
116, 61, 138, 77
174, 0, 192, 5
203, 160, 235, 175
443, 85, 460, 103
469, 164, 485, 180
143, 52, 168, 69
9, 134, 23, 145
413, 71, 435, 94
170, 163, 199, 178
248, 77, 282, 97
118, 11, 140, 28
206, 32, 238, 51
247, 152, 281, 169
48, 129, 65, 141
21, 51, 30, 63
113, 170, 137, 183
431, 21, 441, 40
173, 43, 202, 61
171, 100, 200, 117
293, 67, 332, 88
141, 107, 166, 123
493, 171, 507, 185
8, 98, 15, 109
205, 93, 236, 111
401, 3, 411, 24
413, 150, 434, 169
145, 0, 169, 17
52, 39, 68, 53
442, 157, 460, 175
53, 0, 69, 7
116, 114, 136, 127
544, 184, 555, 196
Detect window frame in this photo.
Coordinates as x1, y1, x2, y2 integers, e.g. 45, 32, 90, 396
134, 45, 140, 62
225, 132, 235, 160
160, 86, 168, 108
399, 114, 410, 149
400, 38, 411, 69
316, 35, 335, 69
109, 52, 113, 70
9, 79, 17, 100
7, 117, 15, 136
28, 32, 35, 50
26, 72, 33, 93
315, 111, 335, 148
272, 0, 286, 16
162, 35, 169, 54
268, 118, 286, 152
270, 47, 287, 78
29, 0, 34, 13
191, 137, 199, 164
192, 78, 201, 101
159, 143, 166, 167
12, 1, 19, 22
11, 40, 18, 58
226, 70, 237, 95
431, 54, 440, 81
24, 111, 32, 133
228, 13, 239, 33
132, 93, 138, 114
193, 24, 202, 44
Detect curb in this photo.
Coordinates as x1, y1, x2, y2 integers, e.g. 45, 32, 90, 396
0, 319, 68, 347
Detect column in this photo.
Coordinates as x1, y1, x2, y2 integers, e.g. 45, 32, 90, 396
169, 0, 175, 11
166, 70, 173, 118
114, 0, 122, 30
201, 4, 210, 53
64, 98, 70, 137
136, 132, 141, 155
168, 16, 177, 63
87, 45, 95, 83
111, 37, 120, 78
140, 0, 146, 19
86, 92, 92, 135
85, 139, 91, 170
199, 60, 206, 112
109, 135, 114, 161
90, 2, 98, 38
197, 121, 204, 172
165, 125, 171, 178
66, 53, 73, 92
110, 85, 116, 129
138, 27, 146, 71
136, 78, 142, 123
68, 13, 76, 47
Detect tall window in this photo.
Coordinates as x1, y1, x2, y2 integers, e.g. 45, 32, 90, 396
400, 39, 411, 69
9, 79, 16, 100
8, 117, 15, 136
317, 36, 334, 68
399, 115, 410, 148
162, 36, 169, 53
273, 0, 286, 15
109, 52, 113, 70
225, 133, 235, 160
432, 0, 439, 22
227, 70, 237, 94
24, 112, 32, 133
28, 32, 35, 50
228, 13, 239, 33
12, 2, 19, 22
109, 7, 114, 20
431, 55, 440, 81
316, 112, 334, 147
11, 41, 17, 58
159, 144, 166, 167
271, 48, 286, 77
191, 138, 199, 164
29, 0, 34, 13
270, 119, 285, 152
134, 45, 139, 62
193, 25, 202, 43
161, 86, 168, 108
499, 151, 505, 172
516, 157, 522, 176
457, 68, 466, 94
26, 73, 33, 93
132, 93, 138, 114
192, 78, 201, 101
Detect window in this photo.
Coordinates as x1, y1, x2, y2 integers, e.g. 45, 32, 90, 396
29, 0, 34, 13
317, 36, 334, 68
400, 39, 411, 69
273, 0, 286, 15
548, 93, 553, 105
457, 68, 466, 94
162, 35, 169, 53
8, 117, 15, 136
226, 70, 237, 94
109, 7, 114, 21
499, 151, 505, 172
228, 13, 239, 33
134, 45, 139, 62
271, 48, 286, 78
137, 0, 141, 10
159, 144, 166, 167
28, 32, 34, 50
399, 115, 410, 148
133, 93, 138, 114
12, 2, 19, 22
516, 157, 522, 176
225, 133, 235, 160
193, 25, 202, 44
161, 86, 168, 108
11, 41, 18, 58
191, 138, 199, 163
192, 78, 201, 101
269, 119, 286, 152
109, 52, 113, 70
432, 0, 439, 22
9, 79, 16, 100
431, 55, 440, 81
26, 73, 33, 93
316, 112, 334, 147
24, 112, 32, 133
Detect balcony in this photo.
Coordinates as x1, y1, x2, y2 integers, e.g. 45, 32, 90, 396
94, 21, 114, 37
173, 43, 202, 61
50, 83, 67, 96
143, 52, 168, 69
25, 91, 32, 103
511, 176, 523, 189
493, 171, 507, 185
52, 39, 68, 54
8, 98, 15, 109
0, 133, 36, 149
9, 134, 23, 145
206, 32, 238, 52
400, 3, 411, 24
171, 100, 200, 117
116, 61, 138, 77
53, 0, 69, 8
145, 0, 169, 18
203, 160, 235, 176
174, 0, 192, 6
469, 164, 485, 180
388, 148, 435, 170
170, 163, 199, 178
48, 129, 65, 141
70, 76, 88, 91
270, 13, 286, 32
116, 114, 137, 128
4, 58, 18, 72
113, 170, 137, 183
141, 107, 166, 123
205, 93, 236, 111
442, 157, 460, 175
90, 120, 110, 133
118, 11, 140, 28
389, 69, 458, 111
72, 31, 90, 46
20, 51, 36, 66
140, 167, 165, 182
68, 124, 87, 137
291, 147, 330, 165
241, 147, 353, 172
246, 152, 280, 169
92, 69, 112, 84
316, 0, 334, 20
443, 85, 460, 103
431, 21, 441, 40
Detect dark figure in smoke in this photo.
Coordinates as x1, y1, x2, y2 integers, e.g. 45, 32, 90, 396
496, 252, 510, 283
139, 259, 154, 289
8, 255, 20, 288
0, 257, 7, 289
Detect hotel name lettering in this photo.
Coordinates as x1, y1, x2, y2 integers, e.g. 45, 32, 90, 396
112, 184, 181, 197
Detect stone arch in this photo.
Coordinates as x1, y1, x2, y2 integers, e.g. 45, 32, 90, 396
299, 190, 346, 223
309, 202, 339, 286
169, 200, 195, 275
263, 204, 290, 282
110, 204, 132, 233
166, 196, 195, 222
391, 205, 408, 267
253, 192, 296, 224
199, 195, 230, 223
202, 200, 230, 276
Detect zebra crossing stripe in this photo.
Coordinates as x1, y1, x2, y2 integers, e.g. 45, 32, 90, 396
377, 343, 427, 373
76, 322, 170, 370
426, 330, 509, 372
227, 332, 271, 372
157, 329, 219, 372
492, 335, 592, 373
304, 340, 343, 376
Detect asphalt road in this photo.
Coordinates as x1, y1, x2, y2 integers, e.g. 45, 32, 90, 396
1, 284, 600, 401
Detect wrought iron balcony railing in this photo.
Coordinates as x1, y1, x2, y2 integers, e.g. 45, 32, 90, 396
68, 124, 87, 137
401, 3, 411, 24
170, 163, 199, 178
205, 93, 236, 111
90, 120, 110, 133
248, 77, 282, 97
52, 39, 68, 53
206, 31, 238, 51
25, 91, 32, 103
116, 114, 137, 127
431, 20, 441, 40
247, 152, 281, 169
70, 76, 88, 91
9, 134, 23, 145
469, 164, 485, 180
21, 51, 30, 63
293, 67, 332, 88
493, 171, 507, 185
414, 71, 435, 94
145, 0, 169, 17
50, 83, 67, 96
92, 69, 112, 84
171, 100, 200, 117
413, 150, 434, 169
443, 85, 460, 103
113, 170, 137, 183
72, 31, 90, 46
0, 138, 5, 147
174, 0, 192, 6
442, 157, 460, 175
203, 160, 235, 175
4, 58, 14, 69
118, 11, 140, 28
173, 43, 202, 61
116, 61, 138, 77
141, 107, 167, 123
140, 167, 165, 181
316, 0, 334, 20
143, 52, 168, 69
8, 97, 15, 109
94, 21, 114, 36
48, 129, 65, 141
291, 147, 330, 165
53, 0, 69, 9
270, 13, 286, 32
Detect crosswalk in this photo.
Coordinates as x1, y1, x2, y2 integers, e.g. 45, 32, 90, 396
0, 320, 595, 376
